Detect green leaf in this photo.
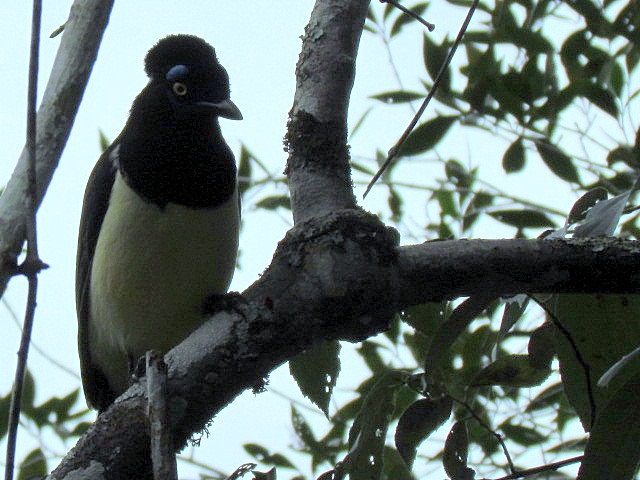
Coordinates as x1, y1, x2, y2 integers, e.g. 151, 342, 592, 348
290, 341, 340, 416
390, 3, 429, 37
382, 446, 414, 480
580, 82, 619, 118
470, 354, 551, 388
423, 33, 451, 90
443, 422, 475, 480
462, 191, 494, 232
17, 448, 47, 480
369, 90, 425, 104
578, 371, 640, 479
397, 116, 457, 157
535, 139, 581, 184
499, 422, 547, 446
255, 195, 291, 211
345, 371, 406, 480
550, 294, 640, 431
488, 209, 556, 229
502, 137, 526, 173
528, 323, 556, 369
237, 145, 253, 199
395, 396, 453, 467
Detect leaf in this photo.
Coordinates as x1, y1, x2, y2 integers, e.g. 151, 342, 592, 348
255, 195, 291, 211
443, 422, 475, 480
462, 191, 494, 232
369, 90, 425, 104
502, 137, 526, 173
345, 371, 406, 480
237, 145, 253, 198
390, 3, 428, 37
397, 116, 457, 157
394, 396, 453, 467
580, 82, 619, 118
289, 341, 341, 416
381, 446, 414, 480
577, 371, 640, 480
470, 354, 551, 388
499, 422, 547, 446
550, 295, 640, 431
535, 139, 581, 184
17, 448, 47, 480
423, 33, 451, 90
567, 187, 608, 225
528, 323, 556, 369
488, 209, 556, 229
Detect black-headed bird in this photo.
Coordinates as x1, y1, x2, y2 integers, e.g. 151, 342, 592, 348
76, 35, 242, 412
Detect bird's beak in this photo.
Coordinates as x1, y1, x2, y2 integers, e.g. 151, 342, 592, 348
197, 98, 243, 120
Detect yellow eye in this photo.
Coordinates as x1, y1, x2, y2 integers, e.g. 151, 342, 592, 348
172, 82, 187, 96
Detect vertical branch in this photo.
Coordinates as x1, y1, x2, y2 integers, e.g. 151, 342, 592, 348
5, 3, 42, 477
285, 0, 370, 224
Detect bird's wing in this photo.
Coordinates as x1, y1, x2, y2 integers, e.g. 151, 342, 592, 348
76, 144, 118, 410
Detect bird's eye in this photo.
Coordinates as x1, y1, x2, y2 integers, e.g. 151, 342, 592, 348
172, 82, 188, 96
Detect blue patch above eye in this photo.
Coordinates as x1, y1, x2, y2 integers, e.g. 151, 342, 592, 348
166, 64, 189, 81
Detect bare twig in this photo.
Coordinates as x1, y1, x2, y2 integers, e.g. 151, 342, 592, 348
5, 2, 43, 479
489, 455, 583, 480
364, 0, 480, 198
147, 352, 177, 480
379, 0, 435, 31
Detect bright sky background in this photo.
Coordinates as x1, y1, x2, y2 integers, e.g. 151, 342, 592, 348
0, 1, 611, 478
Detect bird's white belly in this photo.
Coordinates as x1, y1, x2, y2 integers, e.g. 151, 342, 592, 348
89, 173, 239, 393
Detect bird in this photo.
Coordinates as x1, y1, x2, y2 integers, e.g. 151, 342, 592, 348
76, 34, 242, 412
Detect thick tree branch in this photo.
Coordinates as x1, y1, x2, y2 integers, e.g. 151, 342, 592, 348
397, 237, 640, 304
0, 0, 113, 296
285, 0, 369, 224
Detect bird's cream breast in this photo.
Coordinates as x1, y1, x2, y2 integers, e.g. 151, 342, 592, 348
88, 172, 239, 393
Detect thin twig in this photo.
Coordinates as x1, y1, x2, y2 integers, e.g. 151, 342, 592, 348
449, 394, 516, 474
379, 0, 435, 31
489, 455, 583, 480
5, 2, 43, 479
364, 0, 480, 198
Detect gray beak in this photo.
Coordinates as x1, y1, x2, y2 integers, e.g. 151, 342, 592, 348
198, 98, 243, 120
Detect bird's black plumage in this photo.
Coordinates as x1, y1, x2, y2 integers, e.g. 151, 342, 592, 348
76, 35, 242, 411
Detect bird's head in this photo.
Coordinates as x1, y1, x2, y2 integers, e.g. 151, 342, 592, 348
143, 34, 242, 120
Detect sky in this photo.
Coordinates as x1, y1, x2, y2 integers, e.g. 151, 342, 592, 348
0, 1, 603, 478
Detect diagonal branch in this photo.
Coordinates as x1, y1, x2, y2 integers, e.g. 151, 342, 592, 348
0, 0, 114, 296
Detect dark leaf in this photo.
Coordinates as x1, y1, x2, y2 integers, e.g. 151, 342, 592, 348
471, 354, 551, 388
528, 323, 556, 369
443, 422, 475, 480
369, 90, 425, 104
580, 82, 619, 118
395, 396, 453, 467
346, 371, 406, 480
488, 209, 555, 229
499, 422, 547, 446
423, 33, 451, 90
462, 192, 494, 232
502, 137, 526, 173
578, 371, 640, 479
525, 382, 565, 412
390, 3, 429, 37
397, 116, 457, 157
17, 448, 47, 480
535, 139, 581, 184
255, 195, 291, 211
290, 341, 340, 416
567, 187, 608, 225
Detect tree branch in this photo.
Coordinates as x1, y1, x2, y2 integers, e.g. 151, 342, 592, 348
0, 0, 114, 296
285, 0, 369, 224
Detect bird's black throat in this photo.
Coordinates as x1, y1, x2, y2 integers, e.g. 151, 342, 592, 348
116, 85, 237, 210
